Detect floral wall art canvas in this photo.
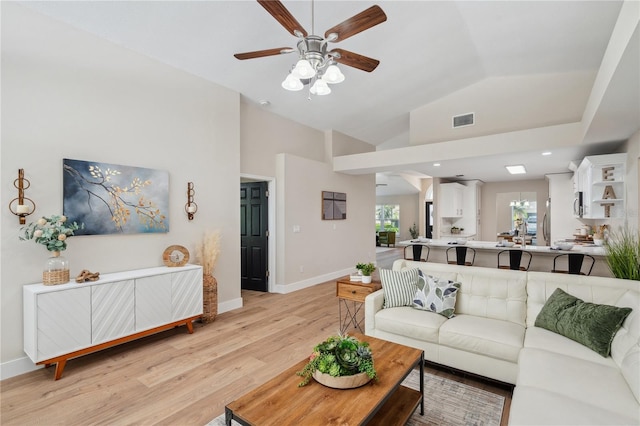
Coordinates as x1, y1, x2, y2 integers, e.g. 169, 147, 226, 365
63, 159, 169, 235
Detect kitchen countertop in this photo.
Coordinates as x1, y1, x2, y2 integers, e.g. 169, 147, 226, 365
399, 239, 606, 257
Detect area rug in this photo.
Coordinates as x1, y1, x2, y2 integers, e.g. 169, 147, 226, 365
207, 370, 505, 426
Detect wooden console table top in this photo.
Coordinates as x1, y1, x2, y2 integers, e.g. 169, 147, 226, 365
225, 333, 424, 426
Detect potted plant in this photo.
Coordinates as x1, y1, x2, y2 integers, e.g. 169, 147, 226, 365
604, 227, 639, 281
451, 226, 464, 235
409, 223, 418, 239
19, 214, 83, 285
296, 334, 377, 388
358, 262, 376, 283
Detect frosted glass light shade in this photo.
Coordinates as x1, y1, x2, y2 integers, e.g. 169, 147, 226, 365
291, 59, 316, 79
322, 65, 345, 84
282, 74, 303, 91
310, 79, 331, 96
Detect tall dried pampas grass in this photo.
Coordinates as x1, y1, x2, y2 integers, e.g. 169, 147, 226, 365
196, 230, 221, 276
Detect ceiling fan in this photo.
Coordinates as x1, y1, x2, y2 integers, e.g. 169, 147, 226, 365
234, 0, 387, 95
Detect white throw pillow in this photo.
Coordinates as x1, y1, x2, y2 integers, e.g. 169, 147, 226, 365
413, 270, 460, 318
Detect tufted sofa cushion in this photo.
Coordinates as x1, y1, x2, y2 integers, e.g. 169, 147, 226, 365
439, 315, 524, 362
455, 267, 527, 326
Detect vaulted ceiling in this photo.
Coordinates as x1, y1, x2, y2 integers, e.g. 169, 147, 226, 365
19, 1, 639, 187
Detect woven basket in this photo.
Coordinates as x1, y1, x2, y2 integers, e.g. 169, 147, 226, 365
202, 274, 218, 323
43, 269, 70, 286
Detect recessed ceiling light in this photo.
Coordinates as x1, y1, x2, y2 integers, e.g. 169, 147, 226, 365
506, 164, 527, 174
542, 151, 552, 156
433, 163, 441, 167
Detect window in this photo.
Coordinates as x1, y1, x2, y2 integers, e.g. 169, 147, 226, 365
375, 204, 400, 234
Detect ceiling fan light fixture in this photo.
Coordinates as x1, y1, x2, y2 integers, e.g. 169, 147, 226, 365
282, 74, 303, 91
322, 65, 345, 84
291, 59, 316, 79
310, 79, 331, 96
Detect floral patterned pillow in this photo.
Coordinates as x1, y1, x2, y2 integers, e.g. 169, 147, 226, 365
413, 270, 460, 318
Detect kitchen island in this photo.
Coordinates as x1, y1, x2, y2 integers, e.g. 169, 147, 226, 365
398, 239, 611, 277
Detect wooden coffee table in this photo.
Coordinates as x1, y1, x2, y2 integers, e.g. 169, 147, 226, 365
225, 333, 424, 425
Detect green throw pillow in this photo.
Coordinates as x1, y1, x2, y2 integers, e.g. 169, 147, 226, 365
380, 268, 419, 308
412, 270, 460, 318
535, 288, 632, 357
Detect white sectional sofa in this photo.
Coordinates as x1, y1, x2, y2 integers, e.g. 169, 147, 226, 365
364, 260, 640, 425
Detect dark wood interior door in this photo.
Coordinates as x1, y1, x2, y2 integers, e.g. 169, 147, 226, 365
240, 182, 268, 292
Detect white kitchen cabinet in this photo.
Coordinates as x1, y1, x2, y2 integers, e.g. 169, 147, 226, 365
576, 153, 626, 219
440, 183, 465, 217
24, 265, 202, 380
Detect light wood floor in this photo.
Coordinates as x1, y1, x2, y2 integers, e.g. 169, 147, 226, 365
1, 248, 512, 425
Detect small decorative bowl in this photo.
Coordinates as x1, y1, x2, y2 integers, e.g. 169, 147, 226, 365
556, 242, 574, 251
503, 241, 515, 247
456, 238, 467, 245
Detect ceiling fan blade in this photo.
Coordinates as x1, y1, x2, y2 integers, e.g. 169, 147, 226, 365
332, 49, 380, 72
324, 5, 387, 42
234, 47, 295, 60
257, 0, 308, 37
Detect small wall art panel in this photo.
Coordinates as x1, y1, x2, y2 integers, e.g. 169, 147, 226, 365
63, 159, 169, 235
322, 191, 347, 220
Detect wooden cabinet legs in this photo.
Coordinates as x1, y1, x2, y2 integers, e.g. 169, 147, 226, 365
38, 317, 199, 380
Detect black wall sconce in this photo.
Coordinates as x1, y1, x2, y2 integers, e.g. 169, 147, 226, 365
9, 169, 36, 224
185, 182, 197, 220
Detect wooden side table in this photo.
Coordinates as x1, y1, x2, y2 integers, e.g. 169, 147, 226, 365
336, 277, 382, 334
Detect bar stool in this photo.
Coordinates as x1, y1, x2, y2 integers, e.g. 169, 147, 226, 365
404, 244, 430, 262
552, 253, 595, 275
446, 246, 476, 266
497, 250, 532, 271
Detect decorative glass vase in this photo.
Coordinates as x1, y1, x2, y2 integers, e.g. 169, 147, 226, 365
43, 251, 70, 285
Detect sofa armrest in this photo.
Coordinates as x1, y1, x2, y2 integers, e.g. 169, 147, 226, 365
365, 289, 385, 336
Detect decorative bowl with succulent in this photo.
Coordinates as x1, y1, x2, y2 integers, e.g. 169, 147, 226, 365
297, 334, 377, 387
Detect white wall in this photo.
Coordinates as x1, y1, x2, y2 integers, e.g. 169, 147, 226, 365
240, 101, 325, 177
623, 129, 640, 230
326, 130, 375, 160
276, 154, 375, 291
410, 72, 596, 145
1, 4, 241, 370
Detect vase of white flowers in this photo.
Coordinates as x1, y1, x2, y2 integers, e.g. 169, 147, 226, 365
20, 215, 82, 285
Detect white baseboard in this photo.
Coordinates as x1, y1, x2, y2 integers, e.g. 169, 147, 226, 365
1, 356, 40, 381
272, 268, 353, 294
218, 297, 243, 314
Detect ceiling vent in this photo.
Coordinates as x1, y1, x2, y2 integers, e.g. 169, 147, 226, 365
452, 113, 474, 128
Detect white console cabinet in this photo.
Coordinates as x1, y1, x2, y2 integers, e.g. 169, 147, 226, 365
24, 265, 202, 380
